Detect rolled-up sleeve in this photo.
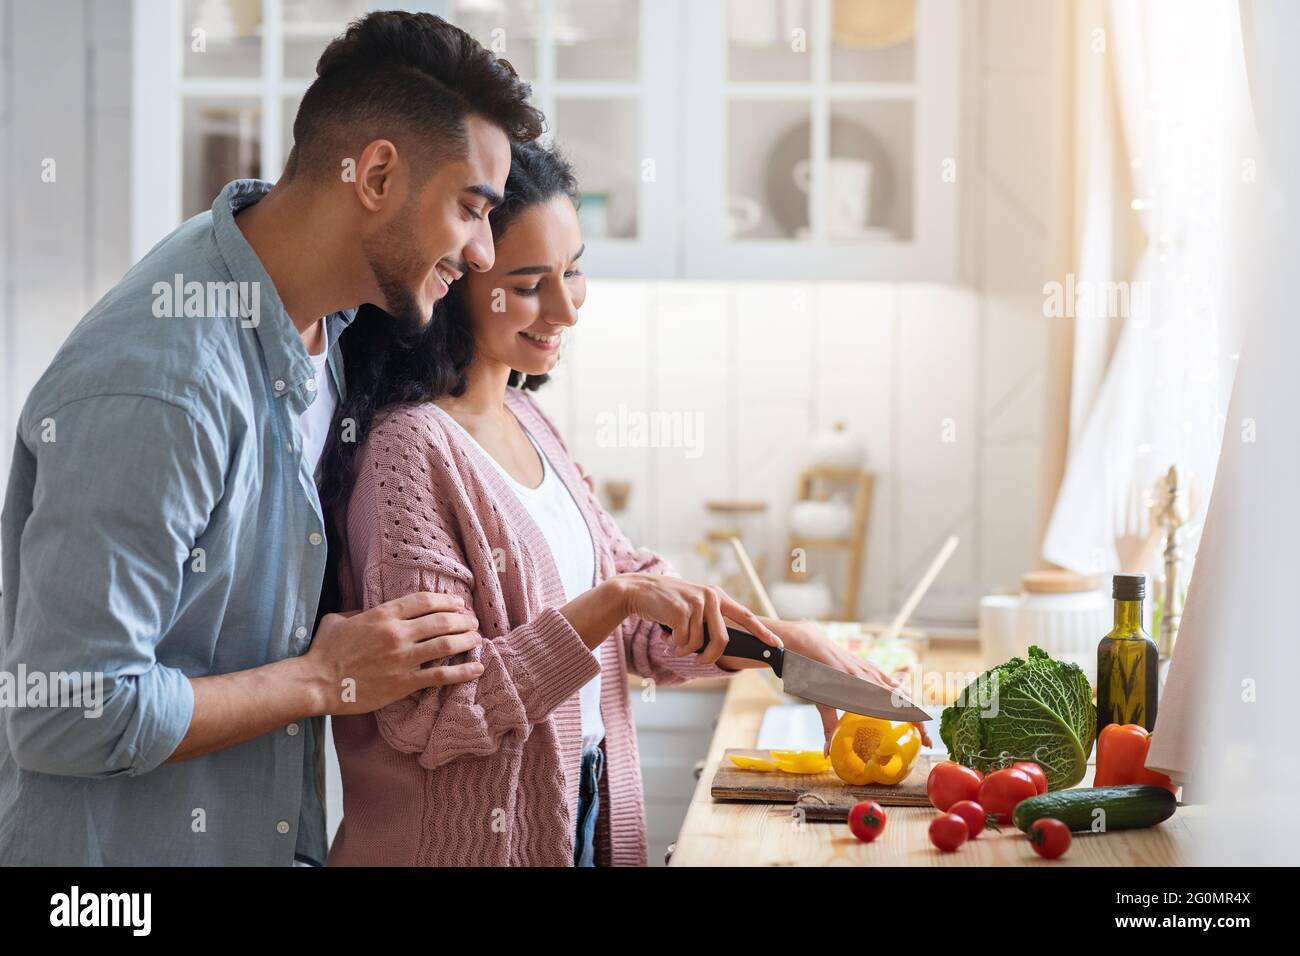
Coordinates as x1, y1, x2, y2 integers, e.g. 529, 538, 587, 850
3, 393, 221, 777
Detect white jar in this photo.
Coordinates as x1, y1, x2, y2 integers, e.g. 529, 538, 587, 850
810, 421, 867, 469
1016, 571, 1109, 684
789, 500, 854, 540
978, 572, 1109, 685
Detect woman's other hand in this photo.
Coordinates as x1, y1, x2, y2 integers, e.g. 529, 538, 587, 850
760, 619, 932, 753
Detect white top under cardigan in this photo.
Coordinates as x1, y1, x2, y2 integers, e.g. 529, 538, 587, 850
432, 405, 603, 751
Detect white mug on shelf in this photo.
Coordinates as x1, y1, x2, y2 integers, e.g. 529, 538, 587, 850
792, 158, 874, 238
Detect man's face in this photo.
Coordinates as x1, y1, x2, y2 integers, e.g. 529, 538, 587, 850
362, 114, 510, 329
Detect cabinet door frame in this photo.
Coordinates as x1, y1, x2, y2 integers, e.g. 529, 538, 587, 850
681, 0, 960, 281
524, 0, 682, 278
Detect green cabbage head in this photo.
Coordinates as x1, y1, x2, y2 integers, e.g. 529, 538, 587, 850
939, 645, 1097, 790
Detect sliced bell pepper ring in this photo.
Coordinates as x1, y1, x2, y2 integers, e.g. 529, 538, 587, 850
769, 750, 833, 774
1093, 723, 1177, 793
830, 714, 921, 786
728, 754, 780, 771
728, 750, 833, 774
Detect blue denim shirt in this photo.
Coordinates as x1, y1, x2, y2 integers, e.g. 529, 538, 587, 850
0, 180, 352, 865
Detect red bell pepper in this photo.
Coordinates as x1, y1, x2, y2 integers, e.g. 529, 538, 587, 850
1093, 723, 1177, 793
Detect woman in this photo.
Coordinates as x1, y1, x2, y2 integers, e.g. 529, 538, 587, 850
320, 141, 913, 866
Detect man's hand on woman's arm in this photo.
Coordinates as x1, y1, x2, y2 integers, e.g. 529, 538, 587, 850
168, 592, 481, 762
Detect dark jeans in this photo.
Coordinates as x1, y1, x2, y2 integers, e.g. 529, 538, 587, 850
573, 745, 605, 867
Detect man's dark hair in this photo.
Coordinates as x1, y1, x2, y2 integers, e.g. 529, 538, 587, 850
283, 10, 545, 181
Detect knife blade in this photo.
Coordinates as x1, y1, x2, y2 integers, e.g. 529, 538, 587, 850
659, 623, 931, 723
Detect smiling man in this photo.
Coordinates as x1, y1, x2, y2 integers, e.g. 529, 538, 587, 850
0, 11, 542, 866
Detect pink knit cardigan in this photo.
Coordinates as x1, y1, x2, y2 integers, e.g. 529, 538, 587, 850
327, 388, 728, 866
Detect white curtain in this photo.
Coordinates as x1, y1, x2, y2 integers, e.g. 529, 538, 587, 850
1043, 0, 1251, 578
1146, 0, 1300, 864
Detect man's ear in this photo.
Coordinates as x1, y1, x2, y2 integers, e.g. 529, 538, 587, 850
353, 139, 402, 213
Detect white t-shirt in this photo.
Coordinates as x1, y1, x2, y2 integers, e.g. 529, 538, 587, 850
434, 407, 603, 750
298, 328, 338, 480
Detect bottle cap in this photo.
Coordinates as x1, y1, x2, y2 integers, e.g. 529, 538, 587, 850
1112, 573, 1146, 600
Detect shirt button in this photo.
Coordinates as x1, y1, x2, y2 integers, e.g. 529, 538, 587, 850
294, 626, 308, 640
276, 820, 291, 835
309, 532, 323, 546
286, 722, 300, 736
273, 379, 286, 392
305, 379, 317, 392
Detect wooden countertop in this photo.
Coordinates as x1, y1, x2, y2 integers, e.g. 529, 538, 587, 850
668, 646, 1200, 866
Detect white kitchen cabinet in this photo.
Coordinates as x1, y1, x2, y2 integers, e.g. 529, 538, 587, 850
133, 0, 960, 280
630, 684, 727, 866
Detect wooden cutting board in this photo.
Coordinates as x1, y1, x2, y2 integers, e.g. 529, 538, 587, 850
711, 749, 934, 821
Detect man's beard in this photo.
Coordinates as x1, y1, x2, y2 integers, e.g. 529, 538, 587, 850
362, 203, 431, 332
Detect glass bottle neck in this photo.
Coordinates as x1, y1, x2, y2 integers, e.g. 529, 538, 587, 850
1113, 598, 1144, 632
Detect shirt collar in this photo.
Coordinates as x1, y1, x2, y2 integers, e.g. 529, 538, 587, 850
209, 179, 357, 400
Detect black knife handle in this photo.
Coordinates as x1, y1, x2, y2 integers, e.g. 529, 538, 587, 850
659, 622, 784, 677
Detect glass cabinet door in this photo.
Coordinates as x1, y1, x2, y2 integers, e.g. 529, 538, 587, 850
179, 0, 375, 219
449, 0, 541, 81
449, 0, 674, 274
450, 0, 643, 243
722, 0, 916, 246
180, 1, 265, 218
685, 0, 956, 279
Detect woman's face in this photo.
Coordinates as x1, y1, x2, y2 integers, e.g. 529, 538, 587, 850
461, 194, 586, 378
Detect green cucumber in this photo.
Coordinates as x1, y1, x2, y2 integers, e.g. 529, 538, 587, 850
1012, 785, 1177, 833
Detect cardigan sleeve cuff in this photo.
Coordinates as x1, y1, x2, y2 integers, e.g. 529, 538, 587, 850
510, 606, 602, 722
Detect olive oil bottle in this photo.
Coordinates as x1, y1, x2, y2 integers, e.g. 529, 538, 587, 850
1097, 573, 1160, 732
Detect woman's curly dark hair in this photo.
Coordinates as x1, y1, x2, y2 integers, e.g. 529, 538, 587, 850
317, 139, 579, 586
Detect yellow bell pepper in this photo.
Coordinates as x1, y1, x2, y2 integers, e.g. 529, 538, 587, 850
728, 750, 833, 774
830, 714, 920, 786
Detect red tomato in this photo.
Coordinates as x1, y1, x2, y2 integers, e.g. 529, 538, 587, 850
978, 768, 1038, 823
927, 762, 984, 812
928, 812, 969, 852
847, 800, 887, 843
948, 800, 991, 840
1012, 761, 1049, 795
1028, 818, 1072, 859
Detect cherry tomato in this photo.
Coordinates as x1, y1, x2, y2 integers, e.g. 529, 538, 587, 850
978, 767, 1038, 823
847, 800, 887, 843
1012, 761, 1049, 795
948, 799, 992, 840
927, 762, 984, 812
928, 812, 969, 852
1028, 818, 1072, 859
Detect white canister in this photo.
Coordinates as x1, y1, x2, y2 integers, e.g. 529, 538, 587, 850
978, 594, 1022, 669
769, 579, 836, 620
978, 572, 1109, 685
809, 422, 867, 470
1017, 571, 1109, 684
789, 500, 854, 540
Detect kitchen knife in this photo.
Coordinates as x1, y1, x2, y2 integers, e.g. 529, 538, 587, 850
660, 623, 931, 723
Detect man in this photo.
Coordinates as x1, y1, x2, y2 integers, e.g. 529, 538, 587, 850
0, 11, 543, 865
